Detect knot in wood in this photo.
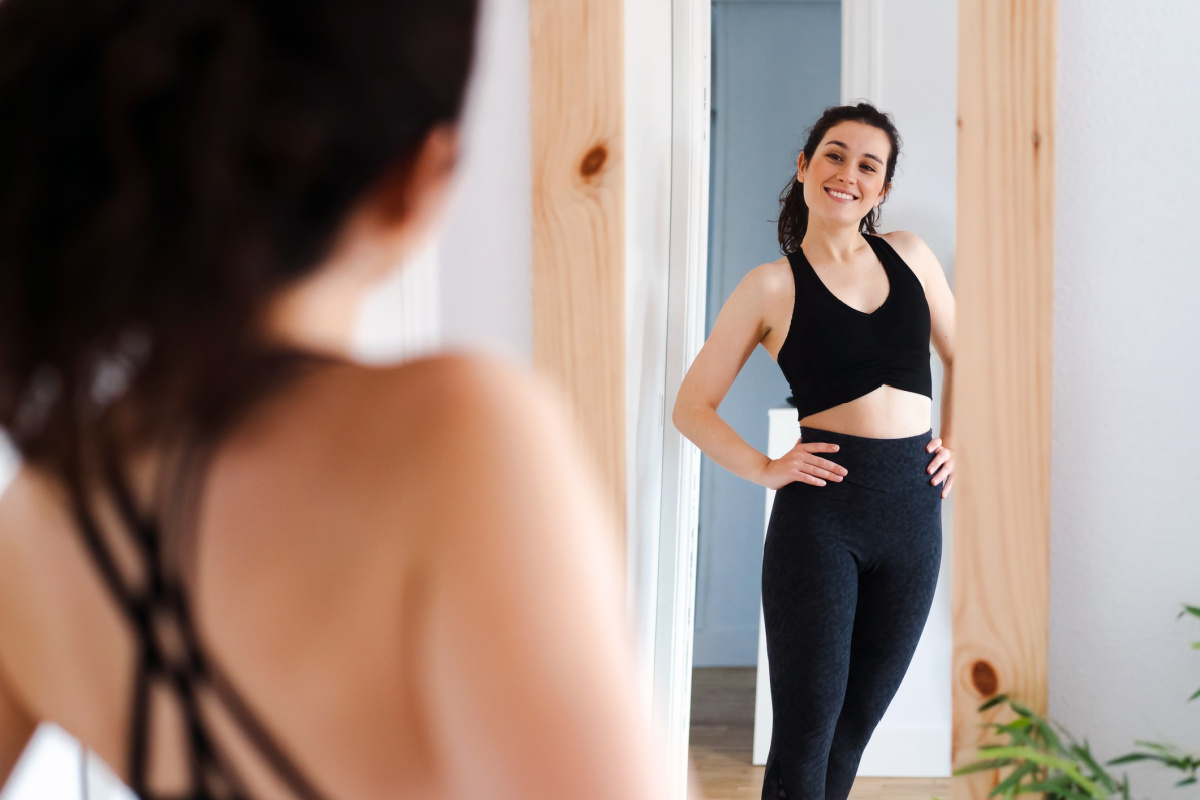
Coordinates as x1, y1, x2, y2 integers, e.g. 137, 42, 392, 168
971, 659, 999, 696
580, 145, 608, 178
1031, 130, 1041, 148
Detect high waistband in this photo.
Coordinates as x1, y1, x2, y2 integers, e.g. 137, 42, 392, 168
799, 426, 934, 493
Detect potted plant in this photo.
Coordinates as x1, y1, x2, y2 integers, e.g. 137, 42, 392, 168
949, 604, 1200, 799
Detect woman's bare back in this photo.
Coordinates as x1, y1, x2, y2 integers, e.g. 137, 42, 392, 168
0, 355, 661, 800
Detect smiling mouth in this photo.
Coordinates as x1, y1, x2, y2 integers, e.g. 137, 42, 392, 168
825, 187, 858, 201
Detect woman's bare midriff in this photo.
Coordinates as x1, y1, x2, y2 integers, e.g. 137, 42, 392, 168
798, 384, 932, 439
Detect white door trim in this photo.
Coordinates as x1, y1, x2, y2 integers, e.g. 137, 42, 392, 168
651, 0, 711, 795
842, 0, 883, 105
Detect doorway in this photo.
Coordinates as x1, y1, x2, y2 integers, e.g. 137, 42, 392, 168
689, 2, 841, 794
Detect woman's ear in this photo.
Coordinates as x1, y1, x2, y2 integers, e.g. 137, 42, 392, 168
875, 181, 891, 207
370, 124, 461, 227
796, 152, 807, 183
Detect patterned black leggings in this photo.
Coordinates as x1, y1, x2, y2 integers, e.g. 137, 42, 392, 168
760, 427, 943, 800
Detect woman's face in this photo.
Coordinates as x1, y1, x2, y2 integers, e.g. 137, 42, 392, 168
798, 120, 892, 228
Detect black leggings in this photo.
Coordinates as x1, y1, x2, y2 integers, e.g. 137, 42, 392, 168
760, 427, 943, 800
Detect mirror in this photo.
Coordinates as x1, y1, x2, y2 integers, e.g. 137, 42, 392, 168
660, 1, 959, 797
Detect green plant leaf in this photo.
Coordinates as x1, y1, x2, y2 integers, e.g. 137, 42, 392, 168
953, 758, 1015, 776
1061, 790, 1104, 800
1070, 742, 1119, 792
1107, 753, 1155, 765
1032, 716, 1066, 753
1008, 700, 1036, 719
1175, 776, 1197, 787
1023, 781, 1101, 800
989, 761, 1039, 797
1180, 604, 1200, 619
979, 693, 1010, 712
971, 745, 1107, 794
1016, 777, 1064, 794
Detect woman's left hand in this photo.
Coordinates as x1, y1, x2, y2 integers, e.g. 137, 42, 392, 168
925, 437, 955, 499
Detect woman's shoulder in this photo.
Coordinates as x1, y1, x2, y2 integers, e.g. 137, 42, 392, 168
745, 256, 794, 291
256, 352, 569, 487
876, 230, 939, 278
330, 351, 563, 439
732, 256, 795, 310
240, 352, 589, 536
195, 349, 602, 637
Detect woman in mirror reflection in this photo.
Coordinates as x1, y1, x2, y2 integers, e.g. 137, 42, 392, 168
0, 2, 669, 799
674, 102, 956, 800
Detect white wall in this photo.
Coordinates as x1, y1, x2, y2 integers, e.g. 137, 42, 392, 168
358, 0, 532, 365
1050, 2, 1200, 796
438, 0, 533, 360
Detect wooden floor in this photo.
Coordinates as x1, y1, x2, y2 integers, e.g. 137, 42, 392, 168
688, 668, 950, 800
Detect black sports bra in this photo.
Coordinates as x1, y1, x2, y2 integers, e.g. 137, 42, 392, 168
68, 445, 332, 800
776, 234, 932, 420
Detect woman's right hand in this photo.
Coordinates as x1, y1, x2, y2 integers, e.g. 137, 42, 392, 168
755, 440, 848, 489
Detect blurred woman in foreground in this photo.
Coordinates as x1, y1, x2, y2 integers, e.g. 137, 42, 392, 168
0, 1, 664, 798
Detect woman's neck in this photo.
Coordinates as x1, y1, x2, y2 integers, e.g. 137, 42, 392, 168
800, 217, 870, 264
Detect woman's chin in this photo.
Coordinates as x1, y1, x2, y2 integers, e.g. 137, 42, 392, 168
811, 205, 866, 227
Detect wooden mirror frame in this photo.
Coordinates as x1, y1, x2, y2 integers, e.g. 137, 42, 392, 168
951, 1, 1056, 797
529, 1, 1056, 798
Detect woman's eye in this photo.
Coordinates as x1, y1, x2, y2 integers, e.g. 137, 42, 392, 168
861, 164, 875, 172
828, 153, 842, 161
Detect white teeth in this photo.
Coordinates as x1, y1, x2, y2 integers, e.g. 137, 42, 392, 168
827, 188, 856, 201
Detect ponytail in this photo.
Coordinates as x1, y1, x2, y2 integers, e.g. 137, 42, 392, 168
777, 177, 808, 256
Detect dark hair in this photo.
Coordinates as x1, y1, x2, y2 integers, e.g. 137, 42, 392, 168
0, 0, 479, 475
777, 102, 902, 254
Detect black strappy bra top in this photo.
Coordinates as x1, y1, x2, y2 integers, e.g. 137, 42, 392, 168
776, 234, 932, 420
70, 446, 333, 800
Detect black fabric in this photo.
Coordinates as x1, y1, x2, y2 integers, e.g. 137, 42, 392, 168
68, 442, 332, 800
777, 235, 932, 420
760, 427, 942, 800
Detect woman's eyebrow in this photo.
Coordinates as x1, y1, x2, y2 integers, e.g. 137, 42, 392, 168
823, 140, 884, 166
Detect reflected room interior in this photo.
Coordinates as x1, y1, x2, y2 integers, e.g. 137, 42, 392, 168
686, 1, 956, 798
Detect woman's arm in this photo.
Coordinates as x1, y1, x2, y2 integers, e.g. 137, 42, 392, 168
416, 356, 672, 800
672, 264, 845, 489
0, 660, 35, 790
886, 231, 957, 495
921, 243, 956, 448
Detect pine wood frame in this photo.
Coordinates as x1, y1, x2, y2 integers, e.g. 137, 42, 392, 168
529, 1, 1057, 797
529, 0, 626, 539
952, 1, 1056, 797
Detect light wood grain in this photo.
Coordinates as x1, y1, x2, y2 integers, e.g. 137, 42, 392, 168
529, 0, 626, 547
952, 1, 1056, 798
689, 668, 951, 800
